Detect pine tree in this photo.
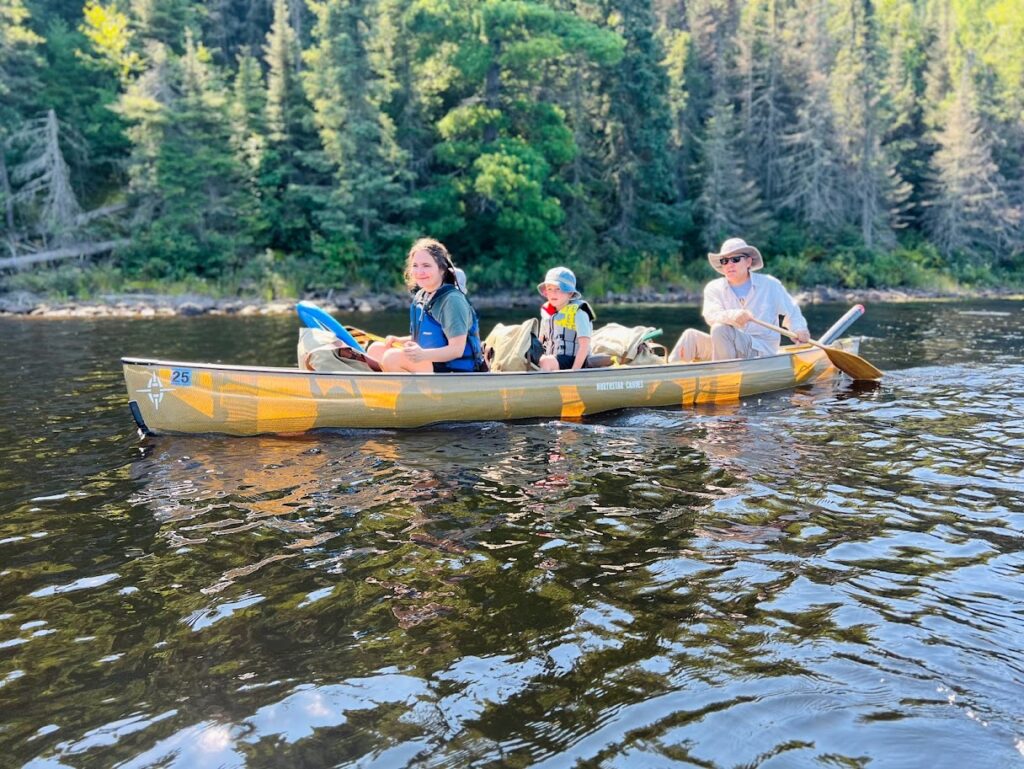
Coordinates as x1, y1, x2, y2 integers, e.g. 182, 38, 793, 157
829, 0, 910, 249
265, 0, 297, 144
924, 67, 1020, 261
230, 49, 266, 176
261, 0, 328, 259
130, 0, 194, 49
778, 0, 849, 233
303, 0, 412, 281
592, 0, 685, 275
0, 0, 42, 127
736, 0, 788, 207
697, 89, 770, 248
0, 0, 43, 233
127, 32, 258, 276
7, 109, 83, 243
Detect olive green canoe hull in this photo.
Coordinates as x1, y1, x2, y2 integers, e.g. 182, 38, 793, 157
122, 341, 857, 436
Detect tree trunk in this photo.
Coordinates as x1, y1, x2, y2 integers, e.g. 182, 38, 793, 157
484, 40, 502, 144
0, 239, 129, 270
0, 153, 14, 232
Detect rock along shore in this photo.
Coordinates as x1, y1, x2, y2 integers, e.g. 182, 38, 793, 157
0, 285, 1019, 319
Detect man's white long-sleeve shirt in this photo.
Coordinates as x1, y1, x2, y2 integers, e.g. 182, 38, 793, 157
702, 272, 808, 356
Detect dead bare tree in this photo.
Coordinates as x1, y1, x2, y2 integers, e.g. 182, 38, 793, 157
7, 109, 84, 244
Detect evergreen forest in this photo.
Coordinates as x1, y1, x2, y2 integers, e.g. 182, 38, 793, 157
1, 0, 1022, 296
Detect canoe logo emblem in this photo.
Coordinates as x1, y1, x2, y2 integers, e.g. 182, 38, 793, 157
137, 373, 175, 410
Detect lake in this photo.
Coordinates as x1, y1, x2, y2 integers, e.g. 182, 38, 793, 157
1, 300, 1022, 768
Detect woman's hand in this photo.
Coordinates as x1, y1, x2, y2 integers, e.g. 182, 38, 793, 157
794, 329, 811, 343
403, 341, 428, 362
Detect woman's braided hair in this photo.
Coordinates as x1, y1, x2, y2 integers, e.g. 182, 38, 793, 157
404, 237, 458, 291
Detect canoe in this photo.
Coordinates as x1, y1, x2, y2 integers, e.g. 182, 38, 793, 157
121, 339, 859, 436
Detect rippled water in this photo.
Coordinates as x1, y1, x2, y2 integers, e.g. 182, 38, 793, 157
1, 301, 1022, 768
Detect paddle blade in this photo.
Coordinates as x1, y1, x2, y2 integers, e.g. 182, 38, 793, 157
824, 347, 883, 381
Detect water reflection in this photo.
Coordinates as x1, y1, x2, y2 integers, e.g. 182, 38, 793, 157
2, 302, 1024, 768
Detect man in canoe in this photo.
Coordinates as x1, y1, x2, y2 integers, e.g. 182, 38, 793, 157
669, 237, 810, 362
366, 238, 487, 373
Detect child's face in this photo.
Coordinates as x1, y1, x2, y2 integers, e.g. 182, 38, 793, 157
410, 250, 444, 290
543, 284, 572, 308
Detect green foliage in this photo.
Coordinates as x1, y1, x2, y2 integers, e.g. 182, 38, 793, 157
34, 19, 129, 209
0, 0, 43, 131
1, 260, 123, 297
432, 138, 566, 287
2, 0, 1022, 294
80, 0, 141, 76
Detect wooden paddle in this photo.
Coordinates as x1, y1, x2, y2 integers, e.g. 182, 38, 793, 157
748, 317, 883, 381
344, 325, 400, 349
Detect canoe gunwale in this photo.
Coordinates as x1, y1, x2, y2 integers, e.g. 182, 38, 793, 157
120, 343, 829, 379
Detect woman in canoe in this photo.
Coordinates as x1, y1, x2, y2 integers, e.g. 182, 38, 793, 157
366, 238, 487, 373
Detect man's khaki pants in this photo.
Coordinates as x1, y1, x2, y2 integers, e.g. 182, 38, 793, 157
669, 323, 755, 362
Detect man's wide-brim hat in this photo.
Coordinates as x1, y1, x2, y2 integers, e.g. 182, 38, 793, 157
537, 266, 581, 298
708, 238, 764, 274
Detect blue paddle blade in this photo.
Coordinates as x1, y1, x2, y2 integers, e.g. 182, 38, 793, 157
296, 301, 365, 352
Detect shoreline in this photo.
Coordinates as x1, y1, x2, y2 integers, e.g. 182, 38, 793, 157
0, 286, 1021, 319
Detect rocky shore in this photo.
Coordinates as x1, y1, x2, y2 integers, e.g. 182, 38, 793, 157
0, 285, 1019, 318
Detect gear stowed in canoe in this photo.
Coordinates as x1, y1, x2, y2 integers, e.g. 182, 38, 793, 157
121, 304, 880, 436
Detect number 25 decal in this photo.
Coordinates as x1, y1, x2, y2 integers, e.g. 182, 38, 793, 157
170, 368, 193, 386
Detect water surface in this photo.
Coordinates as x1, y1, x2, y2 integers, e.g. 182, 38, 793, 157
1, 301, 1022, 768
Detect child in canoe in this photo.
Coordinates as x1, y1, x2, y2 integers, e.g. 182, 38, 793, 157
537, 267, 596, 371
366, 238, 486, 373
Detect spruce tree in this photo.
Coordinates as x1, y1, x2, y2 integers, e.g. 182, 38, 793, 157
592, 0, 685, 278
265, 0, 297, 144
262, 0, 327, 260
660, 26, 691, 203
130, 0, 195, 50
129, 32, 257, 276
560, 43, 606, 265
924, 67, 1020, 262
303, 0, 411, 282
736, 0, 789, 207
829, 0, 910, 249
867, 0, 928, 232
0, 0, 42, 127
0, 0, 42, 233
230, 50, 266, 176
117, 40, 173, 226
779, 0, 850, 234
37, 19, 129, 206
7, 109, 83, 244
697, 88, 770, 249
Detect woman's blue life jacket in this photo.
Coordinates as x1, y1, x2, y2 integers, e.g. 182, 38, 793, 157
409, 285, 487, 372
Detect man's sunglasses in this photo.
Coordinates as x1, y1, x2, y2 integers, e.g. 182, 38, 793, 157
718, 255, 750, 265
